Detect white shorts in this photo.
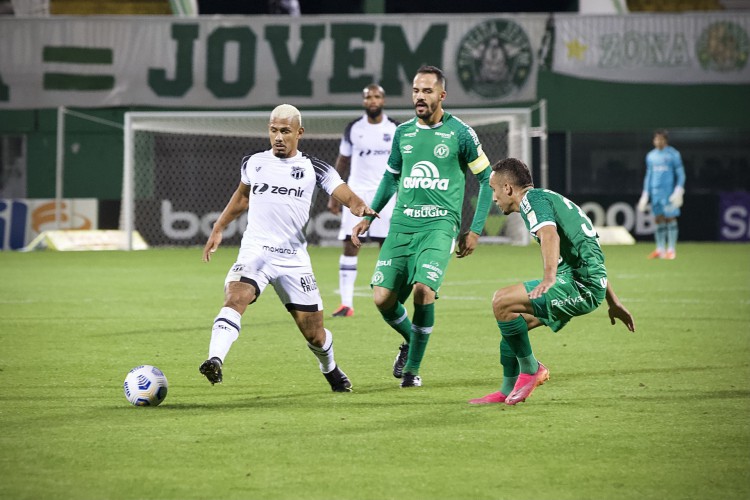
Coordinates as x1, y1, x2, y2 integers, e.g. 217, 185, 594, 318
225, 251, 323, 312
338, 189, 395, 240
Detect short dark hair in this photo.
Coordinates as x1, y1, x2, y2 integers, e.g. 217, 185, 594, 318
416, 65, 446, 90
654, 129, 669, 141
363, 83, 385, 97
491, 158, 534, 188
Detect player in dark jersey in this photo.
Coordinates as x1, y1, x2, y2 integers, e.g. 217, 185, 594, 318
469, 157, 635, 406
352, 66, 493, 388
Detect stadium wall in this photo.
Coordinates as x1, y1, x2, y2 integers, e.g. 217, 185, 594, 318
1, 13, 748, 244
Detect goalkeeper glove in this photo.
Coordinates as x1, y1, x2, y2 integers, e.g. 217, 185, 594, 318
637, 191, 649, 213
669, 186, 684, 208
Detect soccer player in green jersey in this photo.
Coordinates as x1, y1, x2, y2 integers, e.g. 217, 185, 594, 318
469, 157, 635, 406
352, 65, 493, 388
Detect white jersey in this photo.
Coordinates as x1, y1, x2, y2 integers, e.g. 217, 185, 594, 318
240, 150, 344, 264
339, 114, 399, 192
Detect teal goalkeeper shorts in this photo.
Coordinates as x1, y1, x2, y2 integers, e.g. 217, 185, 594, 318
525, 272, 607, 332
370, 230, 455, 295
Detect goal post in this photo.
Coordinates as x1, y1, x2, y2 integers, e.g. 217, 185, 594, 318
121, 106, 545, 250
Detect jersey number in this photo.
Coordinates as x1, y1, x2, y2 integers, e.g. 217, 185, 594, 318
548, 190, 597, 238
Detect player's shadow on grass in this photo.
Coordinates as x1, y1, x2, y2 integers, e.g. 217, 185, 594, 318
103, 318, 290, 337
113, 386, 750, 413
133, 378, 504, 411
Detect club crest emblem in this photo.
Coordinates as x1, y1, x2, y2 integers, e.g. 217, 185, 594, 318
456, 19, 533, 99
434, 144, 450, 159
696, 21, 749, 72
290, 166, 305, 180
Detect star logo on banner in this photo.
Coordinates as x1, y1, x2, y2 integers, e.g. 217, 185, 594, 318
566, 39, 588, 60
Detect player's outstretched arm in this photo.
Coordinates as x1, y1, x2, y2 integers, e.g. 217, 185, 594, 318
331, 184, 379, 219
327, 196, 341, 215
327, 155, 352, 215
202, 182, 250, 263
331, 184, 380, 248
605, 281, 635, 332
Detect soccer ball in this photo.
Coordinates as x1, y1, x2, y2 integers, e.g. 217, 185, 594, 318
123, 365, 168, 406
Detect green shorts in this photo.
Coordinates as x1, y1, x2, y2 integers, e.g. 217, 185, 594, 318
370, 230, 456, 295
525, 272, 607, 332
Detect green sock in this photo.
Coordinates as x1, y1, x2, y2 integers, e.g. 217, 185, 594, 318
498, 315, 538, 375
404, 303, 435, 375
500, 339, 519, 395
380, 302, 412, 343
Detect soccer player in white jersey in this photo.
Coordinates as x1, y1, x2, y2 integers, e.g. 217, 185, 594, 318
328, 83, 399, 318
199, 104, 378, 392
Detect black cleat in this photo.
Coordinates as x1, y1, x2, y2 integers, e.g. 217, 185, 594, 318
393, 342, 409, 379
400, 372, 422, 388
199, 357, 223, 385
324, 366, 352, 392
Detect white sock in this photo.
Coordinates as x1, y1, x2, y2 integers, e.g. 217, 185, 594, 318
338, 255, 357, 308
208, 306, 241, 363
307, 328, 336, 373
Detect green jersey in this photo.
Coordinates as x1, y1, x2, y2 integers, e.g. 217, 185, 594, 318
386, 111, 490, 235
520, 188, 606, 277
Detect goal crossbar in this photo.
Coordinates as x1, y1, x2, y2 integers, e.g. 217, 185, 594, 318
122, 107, 540, 250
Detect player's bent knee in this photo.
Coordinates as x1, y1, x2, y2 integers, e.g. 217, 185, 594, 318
224, 285, 256, 312
492, 288, 514, 319
373, 286, 396, 310
412, 283, 436, 304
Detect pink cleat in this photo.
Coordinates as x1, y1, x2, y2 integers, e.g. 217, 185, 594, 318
331, 304, 354, 317
664, 250, 676, 260
469, 391, 507, 405
647, 249, 664, 259
505, 362, 550, 406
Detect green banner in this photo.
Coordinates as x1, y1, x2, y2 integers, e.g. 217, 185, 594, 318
552, 12, 750, 84
0, 15, 546, 109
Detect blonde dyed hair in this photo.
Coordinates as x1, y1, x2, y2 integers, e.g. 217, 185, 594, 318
270, 104, 302, 127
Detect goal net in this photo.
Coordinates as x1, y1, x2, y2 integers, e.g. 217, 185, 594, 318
121, 108, 536, 249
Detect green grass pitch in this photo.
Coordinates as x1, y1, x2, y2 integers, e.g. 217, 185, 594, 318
1, 242, 749, 500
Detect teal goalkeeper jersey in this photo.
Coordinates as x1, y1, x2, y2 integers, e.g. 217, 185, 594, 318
386, 111, 490, 235
520, 188, 606, 277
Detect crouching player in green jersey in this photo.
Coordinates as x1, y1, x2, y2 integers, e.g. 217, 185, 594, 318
351, 65, 493, 388
469, 157, 635, 406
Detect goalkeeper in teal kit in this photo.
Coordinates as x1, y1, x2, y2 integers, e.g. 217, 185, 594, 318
469, 157, 635, 406
351, 65, 493, 388
637, 129, 686, 260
